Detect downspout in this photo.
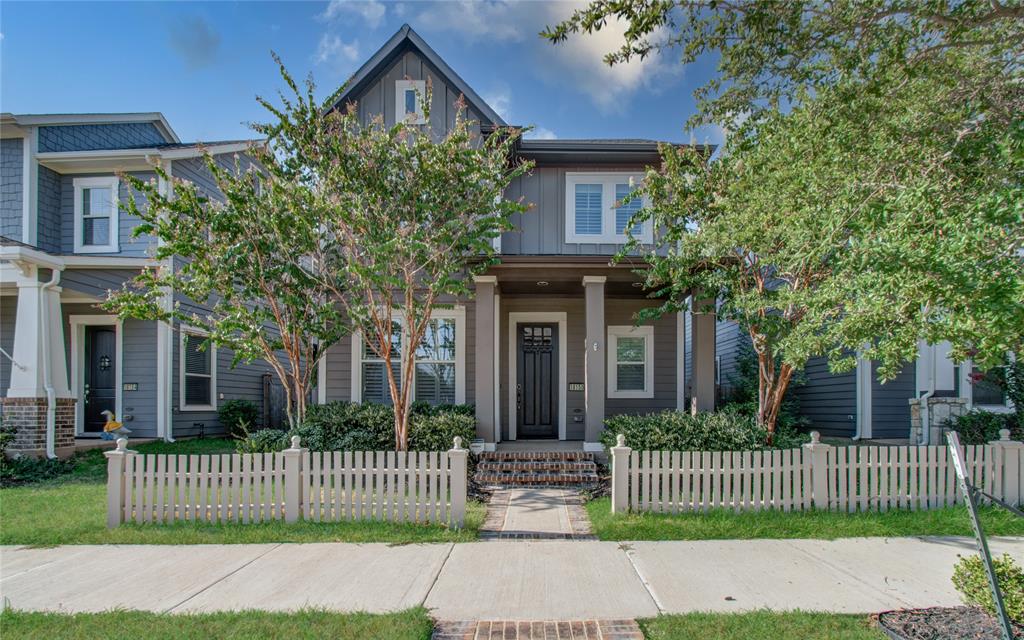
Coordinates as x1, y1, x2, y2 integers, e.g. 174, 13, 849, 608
39, 268, 61, 459
919, 344, 936, 445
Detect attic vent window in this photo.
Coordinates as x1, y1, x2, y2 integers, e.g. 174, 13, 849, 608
395, 79, 426, 125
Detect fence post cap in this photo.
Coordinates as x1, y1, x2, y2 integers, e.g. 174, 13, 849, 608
453, 436, 463, 450
810, 431, 821, 444
290, 435, 301, 449
1000, 428, 1011, 442
616, 434, 626, 447
104, 438, 130, 458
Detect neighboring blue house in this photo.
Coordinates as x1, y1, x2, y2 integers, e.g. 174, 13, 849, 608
0, 112, 272, 458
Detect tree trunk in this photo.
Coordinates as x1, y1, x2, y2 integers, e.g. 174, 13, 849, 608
756, 351, 795, 445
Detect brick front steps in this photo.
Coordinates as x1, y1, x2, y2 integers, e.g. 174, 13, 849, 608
475, 451, 599, 487
432, 619, 643, 640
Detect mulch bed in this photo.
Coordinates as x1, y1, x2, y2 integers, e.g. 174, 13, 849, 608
876, 607, 1022, 639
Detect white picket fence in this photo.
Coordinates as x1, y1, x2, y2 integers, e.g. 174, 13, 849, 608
105, 436, 468, 528
610, 430, 1024, 514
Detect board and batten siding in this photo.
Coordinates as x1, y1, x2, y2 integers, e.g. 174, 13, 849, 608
1, 137, 23, 240
348, 49, 485, 141
501, 165, 653, 256
791, 356, 858, 437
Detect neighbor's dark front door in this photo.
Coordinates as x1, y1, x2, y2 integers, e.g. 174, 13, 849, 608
516, 323, 558, 439
84, 326, 116, 433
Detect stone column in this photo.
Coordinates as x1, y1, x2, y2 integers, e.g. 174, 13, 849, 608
583, 276, 606, 447
2, 262, 74, 458
691, 295, 717, 413
473, 276, 497, 445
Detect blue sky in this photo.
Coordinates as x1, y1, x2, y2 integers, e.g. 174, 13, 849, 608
1, 1, 722, 145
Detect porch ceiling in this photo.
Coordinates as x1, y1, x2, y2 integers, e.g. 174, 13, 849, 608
488, 259, 664, 297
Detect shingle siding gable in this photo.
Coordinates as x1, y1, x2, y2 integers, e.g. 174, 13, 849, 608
38, 123, 166, 153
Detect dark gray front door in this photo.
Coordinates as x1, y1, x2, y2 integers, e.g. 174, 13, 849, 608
84, 326, 116, 433
516, 323, 558, 439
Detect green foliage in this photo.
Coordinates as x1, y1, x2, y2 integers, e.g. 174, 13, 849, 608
952, 553, 1024, 623
235, 402, 476, 453
0, 457, 73, 488
218, 399, 260, 439
600, 406, 808, 453
722, 340, 808, 432
234, 429, 289, 454
946, 410, 1021, 446
639, 611, 884, 640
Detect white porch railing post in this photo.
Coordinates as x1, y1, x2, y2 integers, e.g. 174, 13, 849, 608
449, 437, 468, 528
283, 436, 304, 523
803, 431, 833, 510
611, 434, 631, 513
990, 428, 1023, 506
104, 438, 130, 528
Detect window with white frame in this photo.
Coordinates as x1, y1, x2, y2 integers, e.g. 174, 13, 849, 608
565, 173, 651, 244
73, 176, 120, 253
395, 80, 427, 125
607, 325, 654, 398
353, 309, 465, 405
970, 364, 1010, 407
180, 330, 217, 411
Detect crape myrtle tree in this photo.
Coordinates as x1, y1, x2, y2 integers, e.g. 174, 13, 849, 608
546, 1, 1024, 441
106, 60, 348, 430
298, 80, 532, 451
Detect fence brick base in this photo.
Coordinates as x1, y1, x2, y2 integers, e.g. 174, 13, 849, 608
1, 397, 76, 459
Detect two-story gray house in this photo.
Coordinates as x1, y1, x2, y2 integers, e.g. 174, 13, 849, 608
1, 24, 723, 458
0, 112, 274, 458
314, 25, 719, 453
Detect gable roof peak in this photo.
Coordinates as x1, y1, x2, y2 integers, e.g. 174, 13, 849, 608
328, 23, 506, 126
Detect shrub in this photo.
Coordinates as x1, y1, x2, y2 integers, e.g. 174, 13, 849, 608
952, 553, 1024, 623
722, 340, 810, 432
946, 410, 1021, 445
234, 401, 476, 453
408, 412, 476, 452
234, 428, 288, 454
600, 405, 809, 452
218, 399, 260, 439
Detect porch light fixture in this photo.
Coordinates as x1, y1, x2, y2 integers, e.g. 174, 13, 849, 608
536, 281, 549, 287
631, 282, 643, 288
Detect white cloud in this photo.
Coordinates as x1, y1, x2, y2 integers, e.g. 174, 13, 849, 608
483, 86, 513, 122
416, 1, 681, 114
321, 0, 386, 28
315, 34, 360, 65
525, 126, 557, 140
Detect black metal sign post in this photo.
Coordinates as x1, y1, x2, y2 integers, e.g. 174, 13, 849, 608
946, 431, 1014, 640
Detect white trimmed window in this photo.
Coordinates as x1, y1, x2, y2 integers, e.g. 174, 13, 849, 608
565, 173, 651, 244
352, 308, 466, 405
395, 80, 427, 125
607, 325, 655, 398
180, 329, 217, 411
968, 363, 1014, 413
73, 176, 119, 253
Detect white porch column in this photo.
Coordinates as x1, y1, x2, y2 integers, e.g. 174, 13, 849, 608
583, 276, 606, 448
473, 276, 498, 445
7, 265, 71, 399
691, 295, 716, 413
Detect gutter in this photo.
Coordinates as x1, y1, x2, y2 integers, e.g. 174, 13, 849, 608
39, 267, 61, 459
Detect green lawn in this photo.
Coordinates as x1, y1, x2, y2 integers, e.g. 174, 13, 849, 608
640, 611, 884, 640
0, 438, 483, 545
0, 608, 434, 640
587, 496, 1024, 541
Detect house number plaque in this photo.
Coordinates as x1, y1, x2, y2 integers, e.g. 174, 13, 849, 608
569, 382, 584, 392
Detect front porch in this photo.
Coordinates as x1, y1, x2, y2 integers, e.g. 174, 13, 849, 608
471, 259, 719, 452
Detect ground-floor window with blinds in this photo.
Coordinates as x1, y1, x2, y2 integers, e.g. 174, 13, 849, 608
357, 312, 462, 405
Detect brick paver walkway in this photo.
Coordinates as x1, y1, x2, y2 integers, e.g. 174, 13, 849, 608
479, 488, 595, 540
432, 619, 643, 639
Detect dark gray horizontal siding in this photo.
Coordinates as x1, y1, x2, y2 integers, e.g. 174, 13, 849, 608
791, 356, 857, 436
605, 300, 677, 416
1, 138, 23, 240
872, 360, 915, 439
120, 319, 158, 437
61, 268, 141, 300
716, 319, 747, 401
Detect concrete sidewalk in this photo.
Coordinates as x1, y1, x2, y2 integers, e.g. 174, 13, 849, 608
2, 537, 1021, 619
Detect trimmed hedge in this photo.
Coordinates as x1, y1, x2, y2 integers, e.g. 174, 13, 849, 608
945, 410, 1021, 445
600, 406, 809, 452
236, 402, 476, 453
218, 399, 260, 439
